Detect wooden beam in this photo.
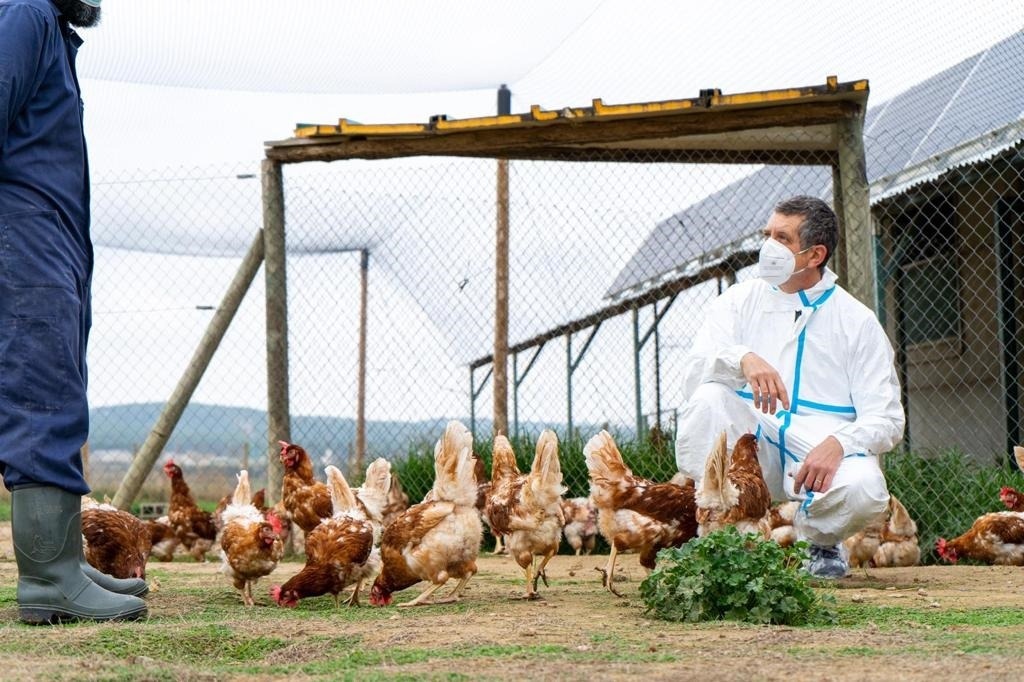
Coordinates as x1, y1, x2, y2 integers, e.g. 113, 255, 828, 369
266, 101, 863, 164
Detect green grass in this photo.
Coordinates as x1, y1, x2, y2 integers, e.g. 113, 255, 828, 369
837, 603, 1024, 629
0, 587, 1022, 677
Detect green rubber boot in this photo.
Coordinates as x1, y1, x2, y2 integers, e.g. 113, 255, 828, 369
82, 563, 149, 598
13, 486, 148, 624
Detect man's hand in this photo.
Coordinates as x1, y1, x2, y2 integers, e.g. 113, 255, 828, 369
793, 436, 844, 494
740, 352, 791, 414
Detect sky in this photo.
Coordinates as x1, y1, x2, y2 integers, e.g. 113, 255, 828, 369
72, 1, 1024, 431
77, 0, 1024, 172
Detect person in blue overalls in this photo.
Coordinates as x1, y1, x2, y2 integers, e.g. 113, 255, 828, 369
0, 0, 147, 623
675, 195, 905, 579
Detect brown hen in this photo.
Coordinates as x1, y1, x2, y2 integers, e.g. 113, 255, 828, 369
219, 470, 285, 606
272, 465, 383, 608
484, 431, 565, 599
937, 512, 1024, 565
370, 420, 482, 607
163, 460, 217, 561
279, 441, 333, 534
81, 498, 152, 580
584, 430, 698, 596
695, 432, 772, 539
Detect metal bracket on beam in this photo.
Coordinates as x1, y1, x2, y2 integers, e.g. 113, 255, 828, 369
512, 342, 546, 439
566, 322, 603, 441
469, 366, 493, 440
633, 294, 679, 436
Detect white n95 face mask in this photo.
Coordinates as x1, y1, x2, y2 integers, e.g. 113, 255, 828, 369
758, 238, 811, 287
758, 238, 796, 286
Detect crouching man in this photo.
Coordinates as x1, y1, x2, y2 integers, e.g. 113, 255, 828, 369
675, 196, 904, 579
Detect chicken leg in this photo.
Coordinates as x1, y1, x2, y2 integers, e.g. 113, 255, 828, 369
523, 562, 537, 600
533, 549, 556, 592
594, 545, 622, 597
241, 580, 255, 607
347, 579, 363, 607
398, 581, 446, 607
434, 574, 473, 604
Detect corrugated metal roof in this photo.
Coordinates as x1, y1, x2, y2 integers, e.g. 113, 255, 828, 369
608, 29, 1024, 299
606, 166, 830, 298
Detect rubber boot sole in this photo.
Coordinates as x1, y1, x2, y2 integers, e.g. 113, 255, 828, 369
19, 602, 147, 625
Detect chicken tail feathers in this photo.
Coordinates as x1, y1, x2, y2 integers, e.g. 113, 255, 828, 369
583, 430, 630, 481
491, 435, 520, 481
529, 429, 565, 504
232, 470, 251, 507
325, 465, 359, 515
363, 458, 392, 497
696, 431, 729, 511
432, 420, 477, 506
887, 495, 917, 536
357, 458, 392, 522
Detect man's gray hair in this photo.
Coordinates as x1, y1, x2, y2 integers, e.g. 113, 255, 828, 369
773, 195, 837, 271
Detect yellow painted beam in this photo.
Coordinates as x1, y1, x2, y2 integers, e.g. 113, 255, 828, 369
289, 77, 869, 139
337, 118, 428, 135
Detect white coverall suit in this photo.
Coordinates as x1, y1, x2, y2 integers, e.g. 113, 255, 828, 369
674, 268, 905, 547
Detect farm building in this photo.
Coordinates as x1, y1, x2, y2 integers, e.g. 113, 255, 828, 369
593, 28, 1024, 463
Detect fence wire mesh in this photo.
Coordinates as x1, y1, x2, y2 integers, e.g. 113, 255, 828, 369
72, 115, 1023, 559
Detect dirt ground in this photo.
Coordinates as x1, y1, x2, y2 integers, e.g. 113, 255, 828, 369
1, 522, 1024, 680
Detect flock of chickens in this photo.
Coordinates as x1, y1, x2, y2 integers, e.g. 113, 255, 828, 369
76, 429, 1024, 608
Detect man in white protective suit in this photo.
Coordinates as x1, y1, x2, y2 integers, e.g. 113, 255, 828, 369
674, 195, 905, 579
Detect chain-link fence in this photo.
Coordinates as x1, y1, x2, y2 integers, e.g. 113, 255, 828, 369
81, 141, 1022, 480
56, 37, 1022, 562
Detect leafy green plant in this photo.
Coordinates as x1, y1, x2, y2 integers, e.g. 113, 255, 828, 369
639, 526, 835, 625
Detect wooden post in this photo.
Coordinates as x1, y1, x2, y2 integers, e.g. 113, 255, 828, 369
263, 158, 289, 505
353, 248, 369, 479
493, 84, 512, 438
110, 229, 265, 510
494, 157, 510, 437
834, 112, 874, 308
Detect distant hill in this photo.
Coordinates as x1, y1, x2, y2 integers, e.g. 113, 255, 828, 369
88, 402, 617, 463
91, 402, 445, 460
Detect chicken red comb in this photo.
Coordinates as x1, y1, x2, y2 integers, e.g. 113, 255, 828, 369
935, 537, 957, 563
164, 459, 175, 466
265, 509, 283, 535
999, 487, 1019, 509
270, 585, 282, 604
